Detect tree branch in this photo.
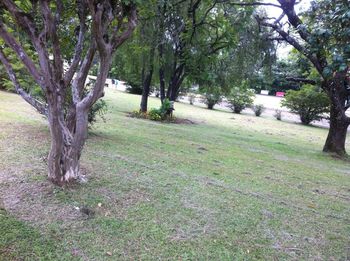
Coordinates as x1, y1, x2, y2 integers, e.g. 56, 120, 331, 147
40, 0, 64, 81
0, 48, 48, 115
286, 77, 316, 85
111, 5, 138, 51
64, 4, 88, 87
0, 21, 44, 88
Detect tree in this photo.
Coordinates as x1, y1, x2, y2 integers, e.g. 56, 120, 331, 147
282, 85, 330, 125
232, 0, 350, 155
0, 0, 137, 185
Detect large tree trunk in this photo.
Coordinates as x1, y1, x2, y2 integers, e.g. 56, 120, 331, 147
47, 103, 89, 185
167, 63, 185, 102
323, 105, 349, 156
323, 77, 350, 156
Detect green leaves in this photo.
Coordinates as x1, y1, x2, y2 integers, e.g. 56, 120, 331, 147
281, 85, 330, 125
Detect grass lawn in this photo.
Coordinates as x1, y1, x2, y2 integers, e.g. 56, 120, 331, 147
0, 89, 350, 260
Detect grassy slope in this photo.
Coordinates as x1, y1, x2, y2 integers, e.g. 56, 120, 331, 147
0, 89, 350, 260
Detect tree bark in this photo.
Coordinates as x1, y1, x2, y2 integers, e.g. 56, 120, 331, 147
140, 68, 153, 112
140, 38, 156, 112
322, 77, 350, 156
323, 116, 349, 156
167, 63, 185, 101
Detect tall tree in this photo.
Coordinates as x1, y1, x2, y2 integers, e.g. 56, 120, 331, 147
0, 0, 137, 185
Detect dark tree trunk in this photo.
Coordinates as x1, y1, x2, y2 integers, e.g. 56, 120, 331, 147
323, 105, 349, 156
207, 103, 214, 110
167, 63, 185, 101
140, 39, 155, 112
140, 68, 153, 112
323, 118, 349, 156
322, 77, 350, 156
157, 2, 166, 104
159, 66, 166, 103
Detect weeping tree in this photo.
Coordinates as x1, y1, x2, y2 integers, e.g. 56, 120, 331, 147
0, 0, 137, 185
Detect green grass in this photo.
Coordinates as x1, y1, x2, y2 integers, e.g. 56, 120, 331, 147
0, 89, 350, 260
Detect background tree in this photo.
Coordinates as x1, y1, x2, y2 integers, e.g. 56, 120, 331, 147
234, 0, 350, 155
0, 0, 137, 185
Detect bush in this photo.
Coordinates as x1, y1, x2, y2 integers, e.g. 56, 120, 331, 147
88, 99, 108, 126
125, 81, 143, 95
281, 85, 330, 125
199, 86, 222, 110
253, 104, 265, 117
148, 98, 174, 121
227, 81, 255, 113
274, 109, 282, 120
130, 110, 147, 119
148, 109, 162, 121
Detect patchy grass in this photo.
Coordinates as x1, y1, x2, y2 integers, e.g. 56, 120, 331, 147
0, 89, 350, 260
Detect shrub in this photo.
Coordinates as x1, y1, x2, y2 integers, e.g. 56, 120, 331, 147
202, 93, 222, 109
88, 99, 108, 126
199, 86, 222, 110
148, 108, 162, 121
148, 98, 174, 121
125, 81, 143, 95
130, 110, 147, 119
274, 109, 282, 120
281, 85, 330, 125
253, 104, 265, 117
227, 81, 255, 113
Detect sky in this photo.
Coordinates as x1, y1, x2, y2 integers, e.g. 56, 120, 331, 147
262, 0, 312, 59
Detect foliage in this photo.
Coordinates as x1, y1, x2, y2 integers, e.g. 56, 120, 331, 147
132, 98, 174, 121
274, 109, 282, 121
227, 81, 255, 113
88, 100, 108, 126
200, 86, 222, 110
130, 110, 148, 119
282, 85, 330, 125
148, 108, 163, 121
253, 104, 265, 117
125, 82, 143, 95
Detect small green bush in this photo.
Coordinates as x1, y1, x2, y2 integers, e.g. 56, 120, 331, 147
130, 110, 147, 119
281, 85, 330, 125
147, 99, 174, 121
88, 99, 108, 126
227, 81, 255, 113
148, 108, 162, 121
253, 104, 265, 117
199, 86, 222, 110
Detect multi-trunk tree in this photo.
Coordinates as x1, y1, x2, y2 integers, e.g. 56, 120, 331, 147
0, 0, 137, 185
